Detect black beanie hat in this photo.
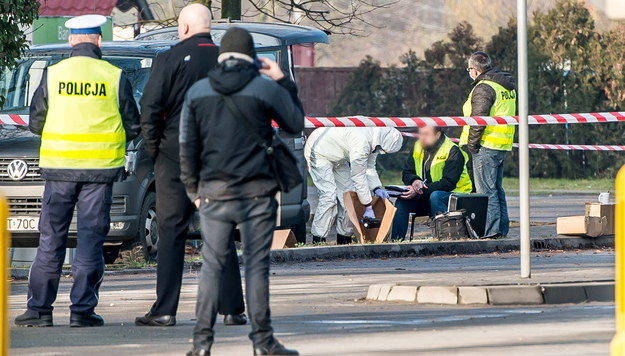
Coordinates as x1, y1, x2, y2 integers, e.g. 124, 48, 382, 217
219, 27, 256, 59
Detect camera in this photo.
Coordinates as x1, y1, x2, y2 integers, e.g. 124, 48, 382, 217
362, 216, 382, 229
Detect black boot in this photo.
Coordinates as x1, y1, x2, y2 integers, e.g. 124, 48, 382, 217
224, 313, 247, 326
135, 313, 176, 326
312, 235, 326, 244
70, 312, 104, 327
14, 310, 53, 327
254, 339, 299, 355
336, 234, 352, 245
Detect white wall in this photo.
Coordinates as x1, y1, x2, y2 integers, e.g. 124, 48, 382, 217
603, 0, 625, 19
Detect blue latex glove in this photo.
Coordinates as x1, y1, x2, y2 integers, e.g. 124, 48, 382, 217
373, 187, 390, 200
362, 206, 376, 221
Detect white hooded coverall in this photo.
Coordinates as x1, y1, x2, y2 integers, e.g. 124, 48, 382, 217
305, 127, 404, 238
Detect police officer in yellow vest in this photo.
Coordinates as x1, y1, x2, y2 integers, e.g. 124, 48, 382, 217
15, 15, 140, 328
391, 126, 472, 240
459, 51, 516, 238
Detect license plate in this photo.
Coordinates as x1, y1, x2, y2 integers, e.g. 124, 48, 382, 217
8, 217, 39, 231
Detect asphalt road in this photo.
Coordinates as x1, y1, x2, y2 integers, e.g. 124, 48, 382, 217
10, 251, 615, 356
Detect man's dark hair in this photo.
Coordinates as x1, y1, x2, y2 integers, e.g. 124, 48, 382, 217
468, 51, 492, 73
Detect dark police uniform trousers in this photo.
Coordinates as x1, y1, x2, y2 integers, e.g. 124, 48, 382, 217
27, 180, 111, 315
151, 155, 245, 316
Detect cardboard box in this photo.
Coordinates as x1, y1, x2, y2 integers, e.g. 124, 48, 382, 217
556, 216, 608, 238
585, 202, 615, 235
271, 229, 297, 250
343, 192, 397, 243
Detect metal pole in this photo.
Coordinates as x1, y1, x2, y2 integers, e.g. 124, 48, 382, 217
517, 0, 531, 278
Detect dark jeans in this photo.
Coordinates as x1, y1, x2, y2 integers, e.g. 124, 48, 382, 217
152, 155, 244, 316
27, 180, 111, 315
391, 190, 451, 240
472, 147, 510, 237
194, 196, 278, 351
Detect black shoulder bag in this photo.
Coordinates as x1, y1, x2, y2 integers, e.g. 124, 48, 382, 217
223, 95, 303, 193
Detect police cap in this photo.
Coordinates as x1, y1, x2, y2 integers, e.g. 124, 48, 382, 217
64, 14, 107, 35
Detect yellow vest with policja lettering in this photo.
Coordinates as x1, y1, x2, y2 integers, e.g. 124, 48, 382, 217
413, 137, 472, 193
459, 80, 516, 151
40, 56, 126, 169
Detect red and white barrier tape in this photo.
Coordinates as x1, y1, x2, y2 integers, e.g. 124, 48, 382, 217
400, 132, 625, 151
5, 111, 625, 128
0, 115, 28, 126
4, 112, 621, 151
304, 112, 625, 128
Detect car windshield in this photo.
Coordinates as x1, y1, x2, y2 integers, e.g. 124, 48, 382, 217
138, 28, 281, 47
0, 54, 152, 140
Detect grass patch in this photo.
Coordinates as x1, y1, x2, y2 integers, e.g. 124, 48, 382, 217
379, 171, 614, 193
502, 177, 614, 192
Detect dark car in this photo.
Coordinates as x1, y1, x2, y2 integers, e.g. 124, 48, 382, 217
0, 22, 328, 262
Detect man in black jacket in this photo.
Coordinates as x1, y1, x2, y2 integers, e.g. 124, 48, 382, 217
180, 28, 303, 356
390, 126, 472, 241
137, 3, 246, 327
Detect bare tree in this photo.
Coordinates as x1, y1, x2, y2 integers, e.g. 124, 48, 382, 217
244, 0, 394, 35
120, 0, 392, 36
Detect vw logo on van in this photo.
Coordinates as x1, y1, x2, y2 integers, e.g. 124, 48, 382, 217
7, 159, 29, 181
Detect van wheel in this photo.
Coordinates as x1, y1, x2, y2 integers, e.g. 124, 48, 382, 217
103, 246, 121, 264
139, 192, 158, 262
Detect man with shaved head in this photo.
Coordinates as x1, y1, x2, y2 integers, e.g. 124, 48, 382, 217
137, 3, 247, 327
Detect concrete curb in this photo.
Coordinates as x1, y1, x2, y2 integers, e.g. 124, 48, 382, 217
269, 235, 614, 263
366, 282, 615, 305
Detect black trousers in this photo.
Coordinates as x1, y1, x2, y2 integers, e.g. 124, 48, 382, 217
151, 155, 244, 316
27, 180, 111, 315
193, 196, 277, 351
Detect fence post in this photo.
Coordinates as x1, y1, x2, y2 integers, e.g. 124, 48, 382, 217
0, 195, 9, 355
612, 165, 625, 356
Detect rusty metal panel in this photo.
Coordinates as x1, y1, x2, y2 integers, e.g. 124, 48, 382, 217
295, 67, 354, 116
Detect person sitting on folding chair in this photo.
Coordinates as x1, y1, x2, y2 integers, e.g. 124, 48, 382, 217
390, 126, 472, 241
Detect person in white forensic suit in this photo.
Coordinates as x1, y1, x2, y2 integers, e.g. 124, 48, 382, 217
305, 127, 403, 245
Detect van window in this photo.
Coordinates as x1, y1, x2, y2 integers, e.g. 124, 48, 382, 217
0, 57, 60, 113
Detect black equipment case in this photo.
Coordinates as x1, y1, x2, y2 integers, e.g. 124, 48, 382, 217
448, 193, 489, 238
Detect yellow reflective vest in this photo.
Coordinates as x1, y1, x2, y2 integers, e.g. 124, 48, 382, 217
413, 137, 472, 193
40, 56, 126, 170
459, 80, 516, 151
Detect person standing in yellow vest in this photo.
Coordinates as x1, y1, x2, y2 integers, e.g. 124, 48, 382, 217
459, 52, 516, 238
391, 126, 472, 240
15, 15, 140, 328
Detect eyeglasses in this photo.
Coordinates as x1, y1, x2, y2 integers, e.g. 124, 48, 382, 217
466, 67, 475, 72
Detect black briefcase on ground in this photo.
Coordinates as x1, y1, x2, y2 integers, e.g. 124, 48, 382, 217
448, 193, 489, 238
431, 211, 470, 240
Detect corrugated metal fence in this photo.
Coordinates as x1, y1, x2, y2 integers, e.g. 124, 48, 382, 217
295, 67, 354, 116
